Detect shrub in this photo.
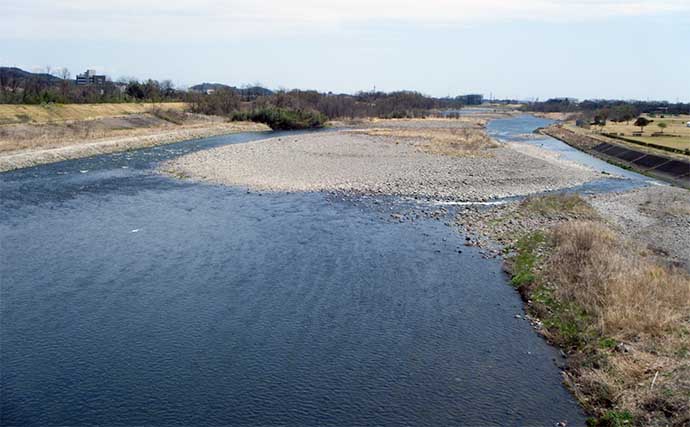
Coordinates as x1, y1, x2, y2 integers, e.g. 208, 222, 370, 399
188, 88, 241, 116
232, 107, 327, 130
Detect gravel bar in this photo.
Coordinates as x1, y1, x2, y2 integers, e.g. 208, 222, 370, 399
164, 127, 601, 202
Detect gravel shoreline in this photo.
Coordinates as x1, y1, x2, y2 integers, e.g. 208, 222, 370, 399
164, 121, 601, 202
457, 185, 690, 271
588, 185, 690, 269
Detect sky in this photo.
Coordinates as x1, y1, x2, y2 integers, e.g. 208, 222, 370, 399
2, 0, 689, 101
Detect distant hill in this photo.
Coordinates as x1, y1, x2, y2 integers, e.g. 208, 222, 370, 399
190, 82, 273, 97
189, 82, 232, 92
0, 67, 64, 85
237, 86, 273, 97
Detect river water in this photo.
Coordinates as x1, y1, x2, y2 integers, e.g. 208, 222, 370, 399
0, 116, 642, 426
487, 115, 656, 193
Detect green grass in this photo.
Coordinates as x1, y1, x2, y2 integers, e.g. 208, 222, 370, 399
510, 228, 595, 349
598, 337, 618, 350
586, 410, 634, 427
510, 231, 547, 287
532, 283, 592, 348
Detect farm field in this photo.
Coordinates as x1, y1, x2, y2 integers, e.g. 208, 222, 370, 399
0, 102, 187, 125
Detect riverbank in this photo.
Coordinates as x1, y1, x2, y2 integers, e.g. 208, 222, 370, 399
0, 112, 268, 172
540, 124, 690, 188
0, 102, 187, 125
460, 186, 690, 271
457, 191, 690, 425
163, 119, 601, 201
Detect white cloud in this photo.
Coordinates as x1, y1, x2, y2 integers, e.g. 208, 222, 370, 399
3, 0, 689, 40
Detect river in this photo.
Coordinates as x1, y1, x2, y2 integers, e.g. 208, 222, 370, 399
1, 115, 648, 426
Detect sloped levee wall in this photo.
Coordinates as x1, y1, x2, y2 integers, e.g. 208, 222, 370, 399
541, 126, 690, 188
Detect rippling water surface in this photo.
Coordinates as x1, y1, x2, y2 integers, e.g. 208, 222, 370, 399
1, 122, 587, 425
487, 115, 657, 194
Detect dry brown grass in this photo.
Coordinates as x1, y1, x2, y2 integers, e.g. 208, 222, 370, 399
0, 111, 246, 155
0, 102, 187, 125
350, 127, 498, 157
521, 193, 599, 219
0, 113, 269, 172
549, 222, 689, 338
462, 191, 690, 423
0, 114, 172, 154
595, 114, 690, 151
533, 112, 580, 121
367, 117, 488, 126
535, 221, 690, 425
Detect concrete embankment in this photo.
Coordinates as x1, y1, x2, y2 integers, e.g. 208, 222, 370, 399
540, 125, 690, 188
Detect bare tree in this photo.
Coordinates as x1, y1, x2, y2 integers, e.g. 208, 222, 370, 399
58, 68, 71, 100
160, 79, 175, 99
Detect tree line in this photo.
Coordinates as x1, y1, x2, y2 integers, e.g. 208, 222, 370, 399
1, 67, 476, 129
524, 98, 690, 120
188, 88, 465, 121
186, 88, 471, 129
0, 67, 467, 119
0, 67, 183, 104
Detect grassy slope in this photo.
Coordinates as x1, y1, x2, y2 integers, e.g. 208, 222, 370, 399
0, 102, 187, 125
0, 106, 269, 171
506, 195, 690, 426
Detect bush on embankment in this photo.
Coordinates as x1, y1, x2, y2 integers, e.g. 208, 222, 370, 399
510, 218, 690, 426
231, 108, 327, 130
